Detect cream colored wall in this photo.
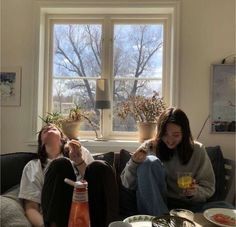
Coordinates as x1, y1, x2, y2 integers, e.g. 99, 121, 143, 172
1, 0, 235, 159
179, 0, 235, 160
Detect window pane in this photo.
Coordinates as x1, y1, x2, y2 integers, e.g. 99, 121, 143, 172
53, 24, 102, 78
112, 23, 164, 132
113, 80, 162, 131
52, 79, 99, 131
52, 23, 102, 132
113, 24, 163, 78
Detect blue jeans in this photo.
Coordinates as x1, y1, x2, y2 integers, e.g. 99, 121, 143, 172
136, 155, 169, 216
136, 156, 234, 216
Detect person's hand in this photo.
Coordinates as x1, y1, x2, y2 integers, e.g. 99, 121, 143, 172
149, 139, 157, 152
68, 140, 83, 164
182, 179, 197, 197
132, 145, 147, 163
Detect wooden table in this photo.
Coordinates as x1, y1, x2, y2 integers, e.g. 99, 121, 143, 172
193, 213, 218, 227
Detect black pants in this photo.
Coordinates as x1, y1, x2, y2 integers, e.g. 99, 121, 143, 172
41, 158, 119, 227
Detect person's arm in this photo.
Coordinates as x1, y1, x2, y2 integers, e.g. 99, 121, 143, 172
74, 158, 87, 178
24, 200, 44, 227
120, 141, 152, 189
19, 160, 45, 225
120, 158, 140, 189
188, 145, 215, 202
68, 140, 88, 178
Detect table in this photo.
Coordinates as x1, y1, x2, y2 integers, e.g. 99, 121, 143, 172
194, 213, 218, 227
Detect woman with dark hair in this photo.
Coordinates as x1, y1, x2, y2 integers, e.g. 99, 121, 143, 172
121, 107, 215, 215
19, 124, 118, 227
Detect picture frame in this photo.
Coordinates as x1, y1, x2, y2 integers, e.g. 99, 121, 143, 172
211, 64, 235, 133
0, 67, 22, 106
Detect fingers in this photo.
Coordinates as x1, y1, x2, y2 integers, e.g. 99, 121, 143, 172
68, 140, 82, 160
183, 179, 197, 197
132, 149, 147, 163
68, 139, 81, 148
190, 179, 197, 188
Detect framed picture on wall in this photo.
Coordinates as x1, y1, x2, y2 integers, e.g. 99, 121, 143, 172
211, 64, 235, 133
0, 67, 22, 106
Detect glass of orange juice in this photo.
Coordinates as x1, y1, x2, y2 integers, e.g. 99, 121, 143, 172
177, 172, 193, 189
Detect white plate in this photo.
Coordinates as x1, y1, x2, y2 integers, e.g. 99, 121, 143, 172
203, 208, 236, 227
123, 215, 154, 227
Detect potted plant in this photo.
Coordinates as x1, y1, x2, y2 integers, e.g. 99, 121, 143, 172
117, 91, 167, 142
39, 112, 64, 128
41, 105, 99, 139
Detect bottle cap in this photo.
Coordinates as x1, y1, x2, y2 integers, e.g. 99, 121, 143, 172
74, 180, 88, 188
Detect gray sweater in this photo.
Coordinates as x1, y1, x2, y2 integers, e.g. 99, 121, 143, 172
121, 141, 215, 203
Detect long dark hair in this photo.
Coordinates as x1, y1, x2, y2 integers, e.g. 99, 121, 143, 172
155, 107, 194, 164
37, 124, 69, 167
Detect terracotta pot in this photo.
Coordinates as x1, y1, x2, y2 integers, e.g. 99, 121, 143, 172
61, 121, 80, 139
137, 122, 157, 143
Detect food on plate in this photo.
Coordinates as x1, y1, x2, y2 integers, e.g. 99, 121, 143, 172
211, 213, 236, 226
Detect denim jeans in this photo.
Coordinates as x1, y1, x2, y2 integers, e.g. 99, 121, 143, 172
136, 155, 169, 216
135, 156, 234, 216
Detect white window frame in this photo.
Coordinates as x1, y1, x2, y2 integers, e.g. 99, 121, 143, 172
29, 1, 180, 143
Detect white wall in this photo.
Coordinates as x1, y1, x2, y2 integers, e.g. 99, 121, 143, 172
1, 0, 235, 159
179, 0, 235, 160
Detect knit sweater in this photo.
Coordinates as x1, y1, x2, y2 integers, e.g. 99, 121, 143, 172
121, 141, 215, 203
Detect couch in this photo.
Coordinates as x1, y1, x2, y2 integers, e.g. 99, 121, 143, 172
0, 146, 235, 226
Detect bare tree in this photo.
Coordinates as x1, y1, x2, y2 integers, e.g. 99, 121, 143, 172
53, 24, 163, 117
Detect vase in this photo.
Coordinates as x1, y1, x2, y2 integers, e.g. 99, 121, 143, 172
61, 121, 81, 139
137, 122, 157, 143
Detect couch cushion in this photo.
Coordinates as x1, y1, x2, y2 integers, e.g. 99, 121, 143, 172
206, 146, 227, 201
118, 149, 132, 175
1, 185, 32, 227
1, 152, 37, 194
116, 149, 138, 218
93, 152, 115, 167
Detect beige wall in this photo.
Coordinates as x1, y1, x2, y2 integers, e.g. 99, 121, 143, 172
1, 0, 235, 159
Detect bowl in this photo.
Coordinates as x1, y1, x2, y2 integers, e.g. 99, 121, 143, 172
170, 208, 194, 221
152, 215, 196, 227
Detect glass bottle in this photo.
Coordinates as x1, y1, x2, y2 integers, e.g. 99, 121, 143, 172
68, 180, 90, 227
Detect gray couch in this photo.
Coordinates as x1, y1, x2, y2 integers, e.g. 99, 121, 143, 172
0, 146, 235, 226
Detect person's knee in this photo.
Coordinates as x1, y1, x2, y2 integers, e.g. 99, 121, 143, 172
46, 158, 74, 179
138, 156, 162, 171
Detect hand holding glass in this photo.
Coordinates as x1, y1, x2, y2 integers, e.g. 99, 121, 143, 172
177, 172, 193, 189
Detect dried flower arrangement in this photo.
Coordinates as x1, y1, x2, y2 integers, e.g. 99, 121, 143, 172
117, 91, 167, 123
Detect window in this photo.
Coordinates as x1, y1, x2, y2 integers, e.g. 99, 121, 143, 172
112, 23, 163, 133
39, 5, 179, 141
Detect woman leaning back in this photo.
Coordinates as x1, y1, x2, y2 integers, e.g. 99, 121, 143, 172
121, 107, 216, 215
19, 123, 118, 227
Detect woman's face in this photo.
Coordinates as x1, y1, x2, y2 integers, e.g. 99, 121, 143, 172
41, 124, 62, 145
162, 123, 182, 149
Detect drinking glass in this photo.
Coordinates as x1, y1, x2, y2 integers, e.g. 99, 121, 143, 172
177, 172, 193, 189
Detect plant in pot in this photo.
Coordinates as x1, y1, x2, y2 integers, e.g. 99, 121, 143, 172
117, 91, 167, 142
41, 105, 99, 140
39, 112, 64, 128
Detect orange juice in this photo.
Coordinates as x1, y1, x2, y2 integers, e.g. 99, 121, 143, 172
177, 176, 192, 189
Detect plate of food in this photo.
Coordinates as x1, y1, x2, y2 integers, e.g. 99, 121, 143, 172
203, 208, 236, 227
123, 215, 154, 227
